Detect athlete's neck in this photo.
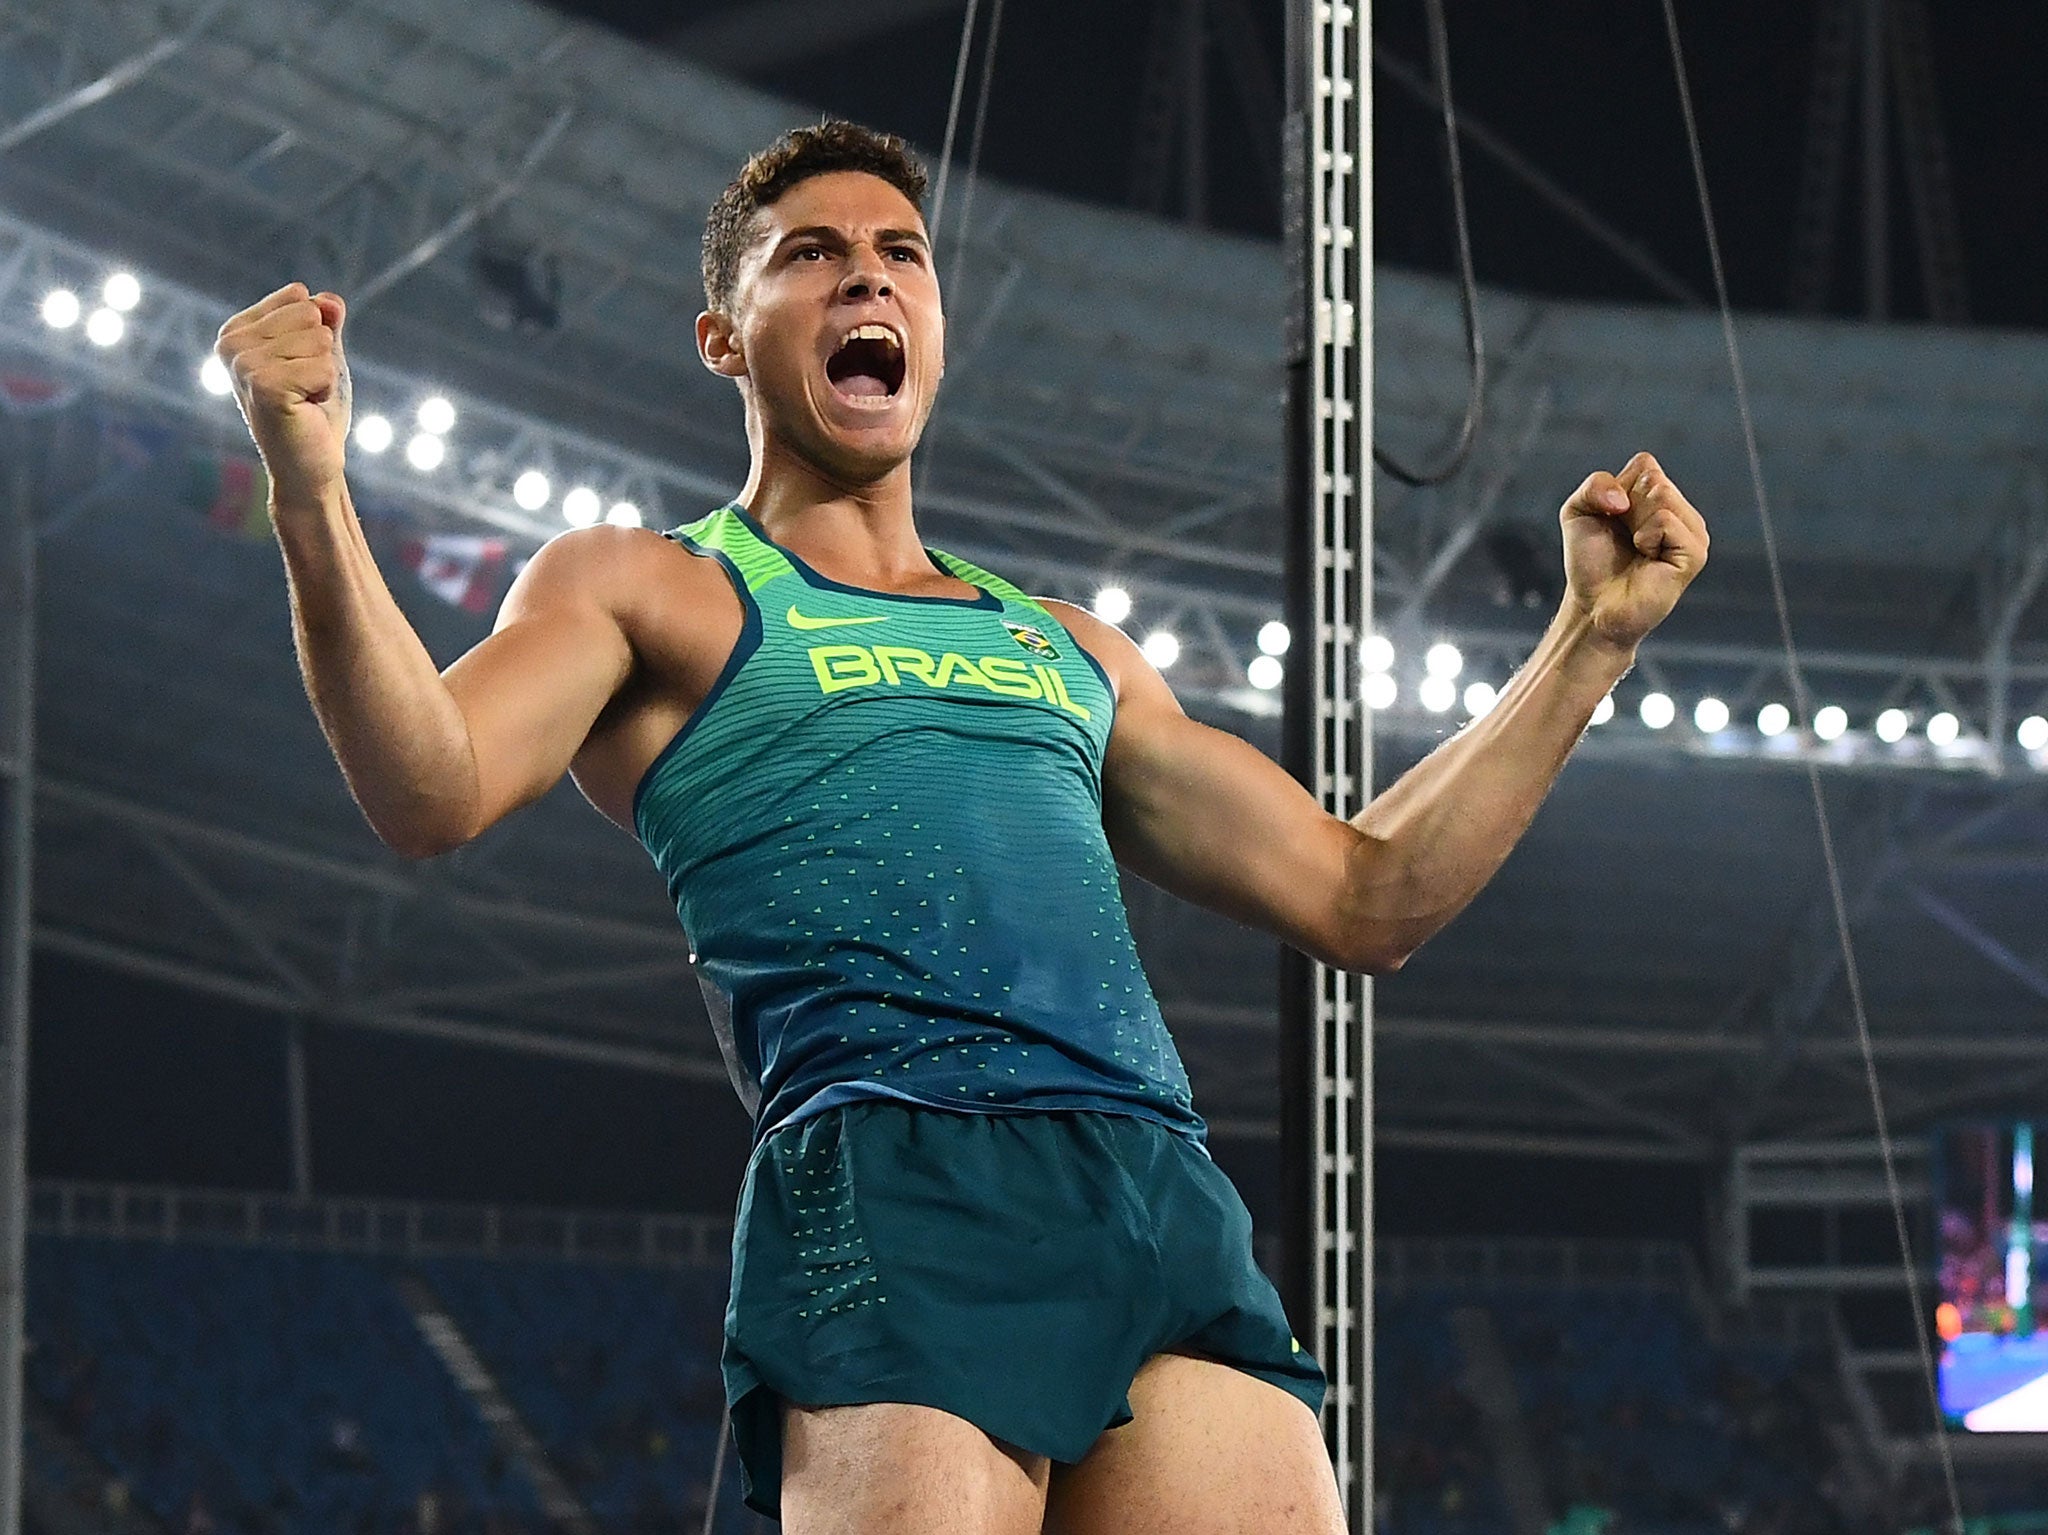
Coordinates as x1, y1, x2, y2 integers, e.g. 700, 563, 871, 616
738, 437, 955, 594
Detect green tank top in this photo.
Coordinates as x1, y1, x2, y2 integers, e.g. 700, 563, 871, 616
632, 505, 1203, 1145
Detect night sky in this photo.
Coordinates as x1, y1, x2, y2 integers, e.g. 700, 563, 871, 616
42, 0, 2041, 1247
547, 0, 2048, 331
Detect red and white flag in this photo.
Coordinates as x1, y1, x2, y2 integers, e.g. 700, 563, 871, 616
399, 533, 507, 614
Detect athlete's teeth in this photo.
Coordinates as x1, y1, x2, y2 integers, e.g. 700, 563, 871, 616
840, 323, 900, 352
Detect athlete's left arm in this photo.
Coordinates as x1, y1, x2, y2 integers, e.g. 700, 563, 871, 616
1058, 453, 1708, 974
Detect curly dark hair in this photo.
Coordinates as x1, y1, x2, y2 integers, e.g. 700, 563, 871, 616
700, 119, 930, 313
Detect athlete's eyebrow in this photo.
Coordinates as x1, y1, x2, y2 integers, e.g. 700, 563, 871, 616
773, 225, 843, 253
772, 225, 930, 256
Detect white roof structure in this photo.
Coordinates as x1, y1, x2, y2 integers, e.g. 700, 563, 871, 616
4, 0, 2047, 1152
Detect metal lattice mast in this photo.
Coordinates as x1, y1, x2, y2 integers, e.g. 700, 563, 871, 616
1788, 0, 1968, 324
1886, 0, 1969, 324
1787, 0, 1857, 313
1284, 0, 1371, 1522
0, 416, 37, 1535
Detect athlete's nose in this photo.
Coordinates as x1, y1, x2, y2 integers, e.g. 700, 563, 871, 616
840, 246, 893, 303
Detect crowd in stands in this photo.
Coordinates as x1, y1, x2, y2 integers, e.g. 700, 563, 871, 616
20, 1237, 748, 1535
1376, 1286, 1866, 1535
1376, 1291, 1511, 1535
19, 1229, 2044, 1535
419, 1257, 732, 1533
1508, 1296, 1852, 1535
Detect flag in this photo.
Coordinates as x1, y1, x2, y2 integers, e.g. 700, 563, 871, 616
398, 532, 508, 614
188, 450, 270, 540
0, 369, 81, 417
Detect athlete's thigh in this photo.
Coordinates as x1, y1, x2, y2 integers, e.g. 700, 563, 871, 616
1044, 1353, 1346, 1535
779, 1399, 1051, 1535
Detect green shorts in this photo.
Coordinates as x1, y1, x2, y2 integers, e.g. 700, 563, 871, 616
721, 1100, 1325, 1519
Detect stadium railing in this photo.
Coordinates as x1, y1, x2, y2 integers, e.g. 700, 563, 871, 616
1376, 1236, 1700, 1298
28, 1179, 732, 1268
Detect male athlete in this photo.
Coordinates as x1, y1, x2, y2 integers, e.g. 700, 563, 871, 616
216, 121, 1707, 1535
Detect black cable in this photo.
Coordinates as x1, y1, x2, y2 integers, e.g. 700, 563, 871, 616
1659, 5, 1966, 1530
915, 0, 1006, 503
698, 1409, 730, 1535
927, 0, 983, 241
946, 0, 1007, 310
1374, 0, 1486, 489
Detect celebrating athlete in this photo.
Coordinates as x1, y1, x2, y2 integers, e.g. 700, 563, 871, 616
216, 120, 1706, 1535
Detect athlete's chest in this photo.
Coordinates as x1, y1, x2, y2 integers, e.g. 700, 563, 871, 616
767, 588, 1103, 726
624, 512, 1115, 832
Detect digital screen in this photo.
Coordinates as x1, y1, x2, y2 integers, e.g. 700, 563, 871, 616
1938, 1123, 2048, 1431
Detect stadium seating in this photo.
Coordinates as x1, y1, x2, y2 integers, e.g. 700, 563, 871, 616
25, 1229, 1856, 1535
415, 1256, 733, 1530
25, 1237, 542, 1535
1376, 1285, 1845, 1535
1375, 1289, 1513, 1535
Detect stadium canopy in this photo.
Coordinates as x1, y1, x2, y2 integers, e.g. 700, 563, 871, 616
3, 0, 2047, 1156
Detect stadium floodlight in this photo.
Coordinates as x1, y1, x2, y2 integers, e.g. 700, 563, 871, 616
404, 432, 445, 471
199, 355, 233, 397
1875, 708, 1910, 744
606, 501, 643, 528
512, 470, 551, 511
1813, 705, 1848, 741
1693, 696, 1730, 733
1141, 630, 1180, 670
102, 271, 141, 312
417, 395, 457, 435
1424, 642, 1463, 680
1362, 671, 1397, 710
1091, 585, 1132, 624
1362, 634, 1395, 674
1925, 711, 1961, 747
84, 307, 123, 347
1757, 702, 1791, 737
1256, 620, 1290, 657
2018, 715, 2048, 753
1464, 681, 1498, 717
40, 288, 81, 328
1247, 654, 1283, 690
1639, 692, 1675, 730
353, 414, 393, 454
1591, 693, 1615, 726
1418, 674, 1457, 713
561, 486, 602, 527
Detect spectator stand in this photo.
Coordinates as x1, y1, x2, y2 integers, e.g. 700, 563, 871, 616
21, 1180, 751, 1535
1376, 1238, 1859, 1535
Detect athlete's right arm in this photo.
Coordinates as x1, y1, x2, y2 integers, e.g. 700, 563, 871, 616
217, 284, 635, 858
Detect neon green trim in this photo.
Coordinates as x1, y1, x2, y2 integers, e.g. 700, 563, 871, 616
678, 507, 792, 593
929, 548, 1037, 610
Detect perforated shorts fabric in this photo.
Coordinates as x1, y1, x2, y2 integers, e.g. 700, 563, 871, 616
720, 1101, 1325, 1518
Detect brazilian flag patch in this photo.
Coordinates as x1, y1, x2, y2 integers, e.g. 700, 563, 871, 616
1002, 620, 1059, 659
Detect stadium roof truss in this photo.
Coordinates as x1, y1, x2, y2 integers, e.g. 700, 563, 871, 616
5, 0, 2048, 1153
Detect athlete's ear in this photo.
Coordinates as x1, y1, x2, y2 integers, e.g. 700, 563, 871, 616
698, 311, 747, 380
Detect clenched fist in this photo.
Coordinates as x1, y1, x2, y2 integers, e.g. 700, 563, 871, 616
214, 283, 352, 512
1560, 451, 1709, 652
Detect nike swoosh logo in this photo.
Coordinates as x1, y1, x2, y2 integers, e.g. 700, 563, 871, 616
786, 605, 888, 630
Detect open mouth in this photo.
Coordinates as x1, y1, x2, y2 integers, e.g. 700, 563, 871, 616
825, 323, 906, 402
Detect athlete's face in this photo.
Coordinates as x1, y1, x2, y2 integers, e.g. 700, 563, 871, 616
701, 171, 944, 485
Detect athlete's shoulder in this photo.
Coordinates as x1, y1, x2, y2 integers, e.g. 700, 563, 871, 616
1037, 598, 1195, 727
1037, 599, 1141, 699
496, 522, 732, 634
